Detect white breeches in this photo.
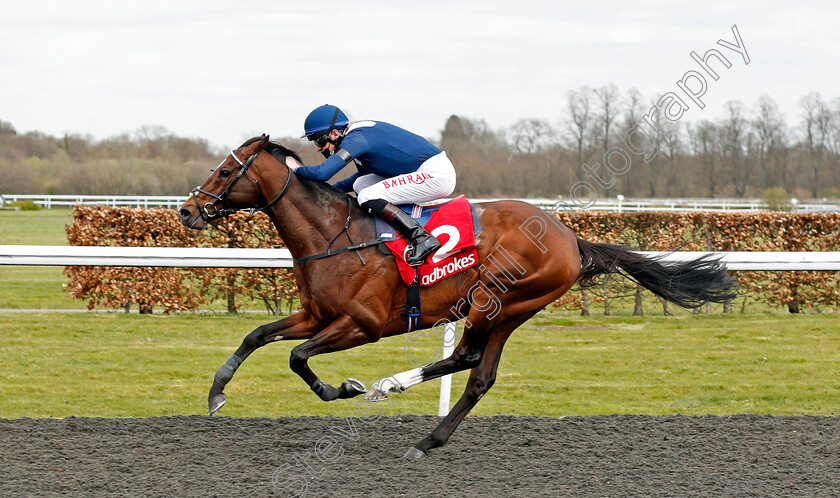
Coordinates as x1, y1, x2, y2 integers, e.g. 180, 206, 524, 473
354, 152, 456, 205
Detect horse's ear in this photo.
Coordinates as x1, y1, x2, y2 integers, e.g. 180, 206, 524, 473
254, 134, 270, 152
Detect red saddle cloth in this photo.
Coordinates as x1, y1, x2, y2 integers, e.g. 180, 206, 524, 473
384, 195, 480, 287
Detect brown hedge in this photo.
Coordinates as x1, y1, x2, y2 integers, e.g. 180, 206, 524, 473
63, 205, 296, 313
553, 210, 840, 313
63, 206, 840, 314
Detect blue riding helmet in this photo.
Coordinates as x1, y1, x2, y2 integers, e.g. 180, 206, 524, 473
301, 104, 349, 139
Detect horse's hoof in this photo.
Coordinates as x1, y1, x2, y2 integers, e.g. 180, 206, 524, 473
403, 447, 427, 459
311, 380, 341, 401
364, 388, 388, 402
340, 378, 367, 398
209, 394, 226, 416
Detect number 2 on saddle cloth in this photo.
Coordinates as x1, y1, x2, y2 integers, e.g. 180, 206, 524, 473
375, 195, 482, 331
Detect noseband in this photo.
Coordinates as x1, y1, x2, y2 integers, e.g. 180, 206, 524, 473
190, 149, 294, 222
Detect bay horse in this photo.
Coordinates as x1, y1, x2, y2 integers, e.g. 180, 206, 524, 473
177, 135, 736, 457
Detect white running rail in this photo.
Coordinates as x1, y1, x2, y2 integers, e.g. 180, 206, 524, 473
2, 246, 839, 270
3, 194, 840, 212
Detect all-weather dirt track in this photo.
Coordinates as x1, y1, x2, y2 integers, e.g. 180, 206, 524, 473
1, 414, 838, 497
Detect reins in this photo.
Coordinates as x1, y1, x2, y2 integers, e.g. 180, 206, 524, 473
193, 147, 379, 265
292, 197, 381, 266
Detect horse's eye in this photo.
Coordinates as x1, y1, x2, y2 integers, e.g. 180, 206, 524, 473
219, 169, 232, 179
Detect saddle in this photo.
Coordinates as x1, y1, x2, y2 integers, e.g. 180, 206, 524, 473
375, 195, 481, 332
375, 195, 481, 287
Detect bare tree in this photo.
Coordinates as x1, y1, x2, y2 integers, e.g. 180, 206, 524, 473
719, 101, 753, 197
440, 115, 511, 196
7, 88, 840, 200
509, 119, 555, 155
800, 92, 826, 197
660, 121, 683, 196
563, 86, 595, 176
688, 120, 721, 196
619, 87, 647, 196
593, 84, 621, 156
639, 101, 671, 196
817, 98, 840, 192
752, 95, 789, 189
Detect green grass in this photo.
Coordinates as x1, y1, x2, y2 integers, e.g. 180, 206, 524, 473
0, 267, 81, 308
2, 209, 839, 419
0, 209, 82, 309
1, 311, 837, 419
0, 208, 74, 245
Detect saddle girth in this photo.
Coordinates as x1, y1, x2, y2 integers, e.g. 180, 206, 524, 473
407, 267, 421, 332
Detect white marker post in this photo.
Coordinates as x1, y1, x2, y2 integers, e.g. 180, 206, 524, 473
438, 322, 457, 416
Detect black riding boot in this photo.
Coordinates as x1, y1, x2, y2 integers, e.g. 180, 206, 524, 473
363, 200, 441, 265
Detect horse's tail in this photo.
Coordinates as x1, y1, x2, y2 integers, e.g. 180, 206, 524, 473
575, 238, 737, 308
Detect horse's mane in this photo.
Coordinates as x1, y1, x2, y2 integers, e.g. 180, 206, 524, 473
239, 137, 350, 204
238, 137, 302, 164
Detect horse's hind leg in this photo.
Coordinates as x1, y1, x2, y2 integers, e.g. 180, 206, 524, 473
406, 314, 529, 457
365, 304, 502, 401
209, 310, 319, 415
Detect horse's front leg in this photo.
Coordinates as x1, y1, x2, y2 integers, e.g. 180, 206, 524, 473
289, 314, 372, 402
209, 310, 320, 415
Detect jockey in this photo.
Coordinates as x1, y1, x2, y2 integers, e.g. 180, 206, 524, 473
293, 104, 456, 266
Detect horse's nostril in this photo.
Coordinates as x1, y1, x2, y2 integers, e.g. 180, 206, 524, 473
178, 208, 192, 220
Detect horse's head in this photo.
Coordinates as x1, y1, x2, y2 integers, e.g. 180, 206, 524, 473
178, 134, 291, 229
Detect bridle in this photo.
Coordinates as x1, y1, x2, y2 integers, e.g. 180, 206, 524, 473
189, 144, 379, 267
189, 148, 294, 223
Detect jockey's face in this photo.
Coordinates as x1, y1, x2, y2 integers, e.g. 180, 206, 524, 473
314, 129, 341, 156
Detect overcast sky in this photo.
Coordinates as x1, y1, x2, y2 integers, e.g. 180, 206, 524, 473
2, 0, 838, 150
